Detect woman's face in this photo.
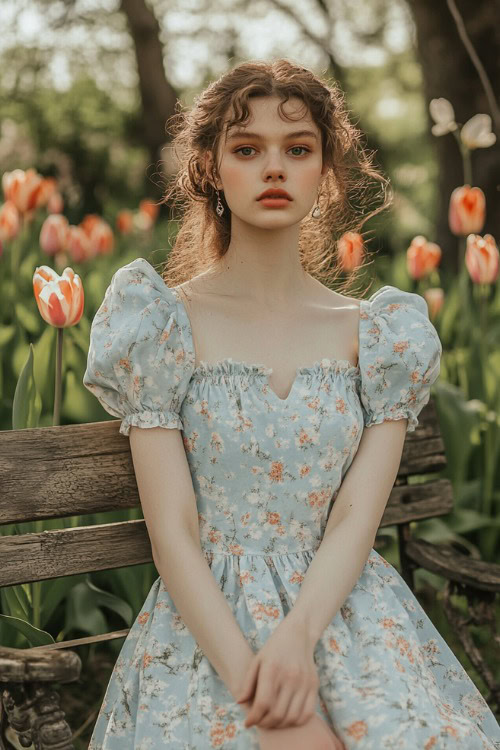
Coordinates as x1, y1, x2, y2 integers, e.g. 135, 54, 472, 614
211, 95, 327, 228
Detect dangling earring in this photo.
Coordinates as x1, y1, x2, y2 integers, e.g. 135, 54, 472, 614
215, 188, 224, 217
312, 188, 321, 218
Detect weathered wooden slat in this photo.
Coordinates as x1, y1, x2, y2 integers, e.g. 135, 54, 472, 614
0, 479, 453, 587
0, 402, 445, 525
0, 520, 154, 586
406, 538, 500, 592
382, 478, 453, 525
0, 420, 139, 525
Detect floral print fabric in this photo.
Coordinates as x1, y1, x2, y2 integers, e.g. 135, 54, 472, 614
83, 258, 500, 748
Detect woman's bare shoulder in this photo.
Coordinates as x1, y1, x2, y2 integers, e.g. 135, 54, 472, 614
308, 276, 361, 310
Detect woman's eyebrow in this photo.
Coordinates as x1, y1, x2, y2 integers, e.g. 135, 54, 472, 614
226, 129, 318, 141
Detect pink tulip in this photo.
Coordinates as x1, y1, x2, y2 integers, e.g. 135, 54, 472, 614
406, 236, 441, 280
33, 265, 84, 328
337, 231, 365, 272
423, 288, 444, 319
465, 234, 499, 284
47, 192, 64, 214
40, 214, 70, 256
81, 214, 114, 256
66, 225, 92, 263
2, 168, 45, 215
449, 185, 485, 236
0, 200, 20, 242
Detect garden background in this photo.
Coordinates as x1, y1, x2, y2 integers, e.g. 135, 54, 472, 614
0, 0, 499, 746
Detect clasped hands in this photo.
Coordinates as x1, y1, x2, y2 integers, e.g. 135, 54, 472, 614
234, 618, 345, 748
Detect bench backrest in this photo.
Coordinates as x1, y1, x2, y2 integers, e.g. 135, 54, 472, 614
0, 399, 449, 589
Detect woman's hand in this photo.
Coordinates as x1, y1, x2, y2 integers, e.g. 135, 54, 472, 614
256, 714, 346, 750
235, 617, 320, 730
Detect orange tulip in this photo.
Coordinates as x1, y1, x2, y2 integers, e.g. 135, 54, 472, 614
337, 231, 365, 272
80, 213, 101, 236
449, 185, 485, 236
0, 200, 20, 242
37, 177, 58, 208
33, 265, 84, 328
66, 225, 93, 263
406, 236, 441, 280
116, 210, 134, 234
139, 199, 159, 223
2, 168, 46, 215
40, 214, 69, 256
465, 234, 499, 284
47, 192, 64, 214
80, 214, 114, 255
423, 288, 444, 319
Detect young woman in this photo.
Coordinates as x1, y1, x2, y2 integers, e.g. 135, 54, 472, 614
83, 59, 500, 749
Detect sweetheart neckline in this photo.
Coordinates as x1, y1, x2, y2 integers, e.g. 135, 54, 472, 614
189, 357, 361, 404
169, 280, 362, 403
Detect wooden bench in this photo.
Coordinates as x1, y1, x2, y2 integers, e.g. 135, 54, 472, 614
1, 398, 499, 749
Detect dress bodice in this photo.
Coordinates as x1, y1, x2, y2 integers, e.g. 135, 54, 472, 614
83, 258, 442, 556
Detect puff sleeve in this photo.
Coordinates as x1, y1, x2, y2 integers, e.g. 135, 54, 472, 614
83, 258, 195, 436
358, 285, 442, 433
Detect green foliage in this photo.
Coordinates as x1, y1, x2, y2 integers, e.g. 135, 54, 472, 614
0, 73, 153, 218
12, 343, 42, 428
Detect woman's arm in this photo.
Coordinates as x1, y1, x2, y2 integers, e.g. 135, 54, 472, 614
284, 417, 408, 647
129, 425, 255, 701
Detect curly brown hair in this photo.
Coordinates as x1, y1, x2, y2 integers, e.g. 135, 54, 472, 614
158, 58, 393, 296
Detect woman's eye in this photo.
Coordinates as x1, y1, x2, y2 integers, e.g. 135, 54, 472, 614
234, 146, 311, 157
235, 146, 256, 156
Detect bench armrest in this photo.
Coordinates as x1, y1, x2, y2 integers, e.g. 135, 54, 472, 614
0, 645, 81, 683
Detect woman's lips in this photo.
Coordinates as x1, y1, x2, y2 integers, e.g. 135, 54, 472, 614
258, 197, 292, 207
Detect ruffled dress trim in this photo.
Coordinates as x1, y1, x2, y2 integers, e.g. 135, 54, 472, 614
119, 410, 184, 436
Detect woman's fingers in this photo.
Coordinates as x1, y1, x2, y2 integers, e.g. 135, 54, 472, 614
274, 687, 310, 729
244, 667, 275, 728
236, 657, 259, 704
256, 682, 296, 729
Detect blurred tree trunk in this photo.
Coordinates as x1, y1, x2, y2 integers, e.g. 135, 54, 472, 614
120, 0, 178, 197
407, 0, 500, 274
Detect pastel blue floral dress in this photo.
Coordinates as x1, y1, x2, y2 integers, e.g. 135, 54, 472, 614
83, 257, 500, 749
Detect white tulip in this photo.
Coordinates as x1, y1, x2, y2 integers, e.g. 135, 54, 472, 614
429, 97, 457, 136
460, 113, 496, 149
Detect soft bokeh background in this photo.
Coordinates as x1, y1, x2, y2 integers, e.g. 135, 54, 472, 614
0, 1, 499, 745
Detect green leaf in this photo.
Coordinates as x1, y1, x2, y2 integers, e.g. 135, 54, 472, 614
432, 382, 480, 486
39, 574, 86, 629
63, 576, 134, 638
86, 577, 134, 627
446, 508, 500, 534
64, 581, 108, 638
0, 614, 55, 647
12, 343, 42, 429
2, 583, 31, 620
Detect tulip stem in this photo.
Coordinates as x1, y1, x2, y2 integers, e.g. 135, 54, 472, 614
53, 327, 64, 426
